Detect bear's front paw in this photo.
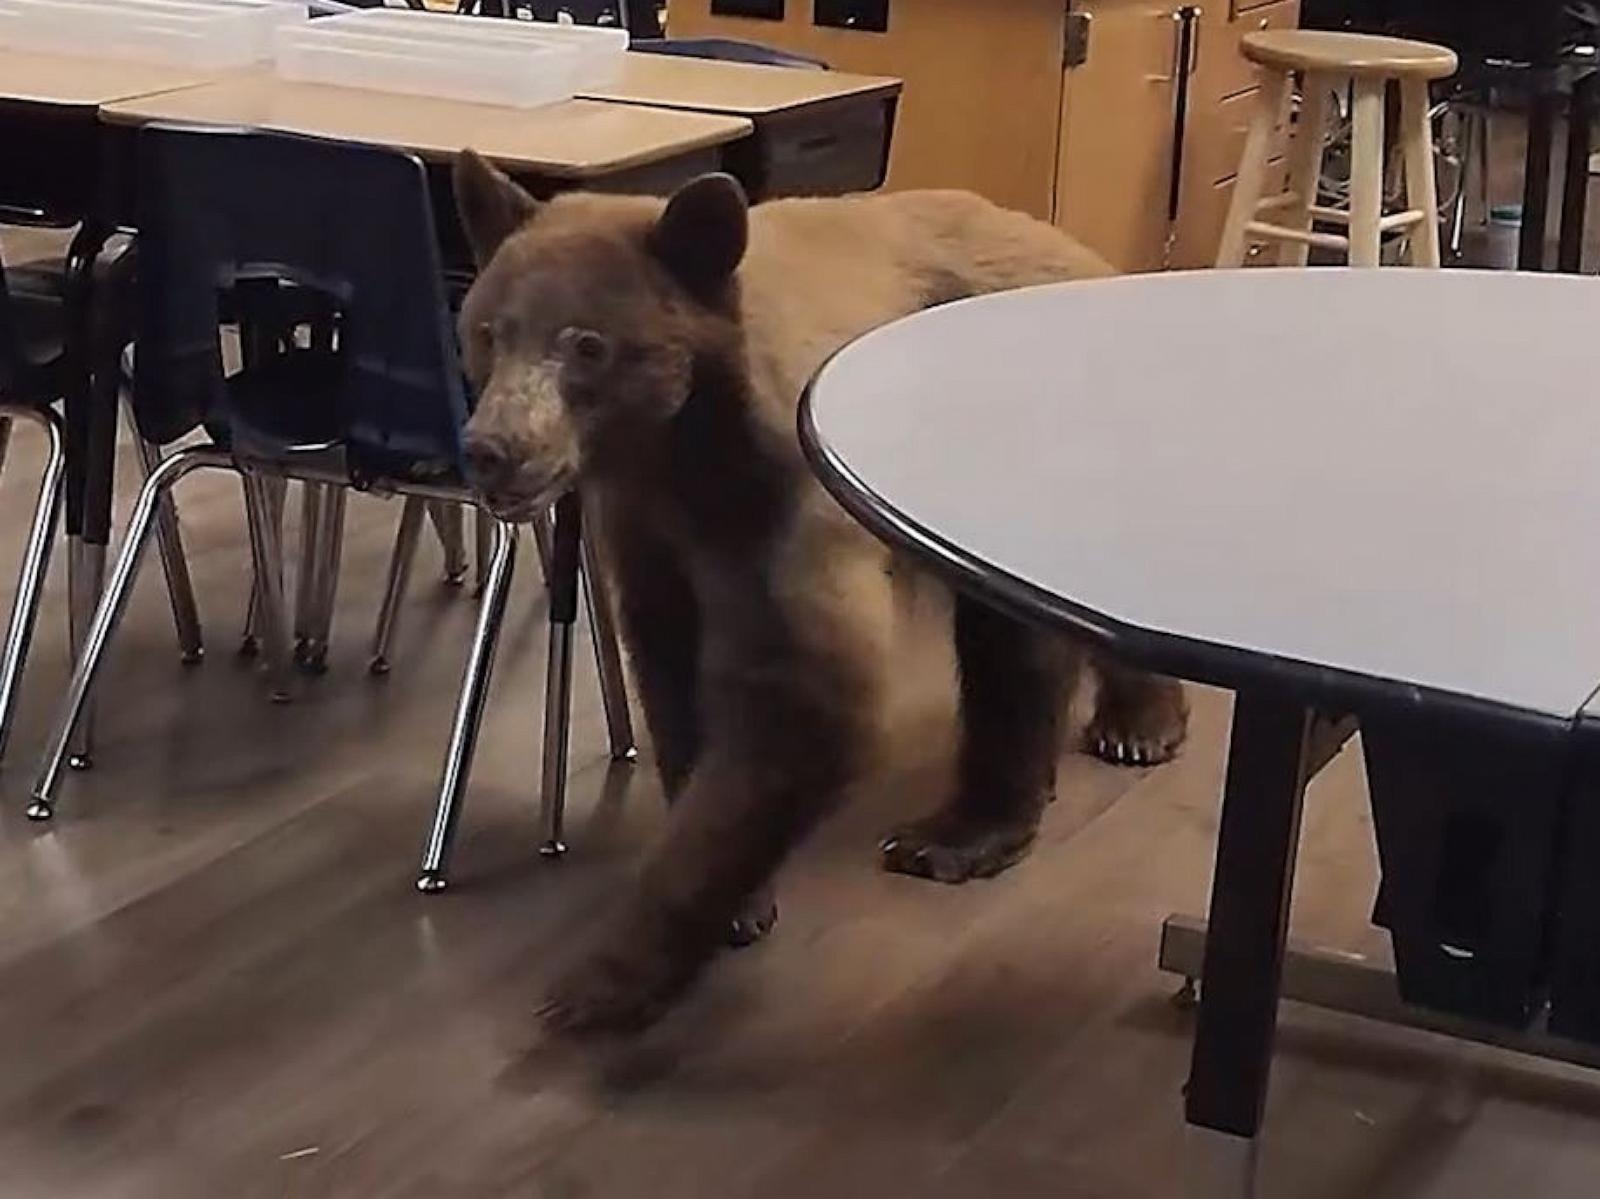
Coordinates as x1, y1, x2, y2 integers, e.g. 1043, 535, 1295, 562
879, 810, 1039, 885
728, 885, 778, 948
539, 942, 691, 1037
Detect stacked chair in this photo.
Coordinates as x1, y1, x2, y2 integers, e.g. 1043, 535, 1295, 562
0, 247, 68, 765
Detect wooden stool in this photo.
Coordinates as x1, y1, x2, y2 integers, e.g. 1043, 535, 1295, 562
1217, 30, 1458, 270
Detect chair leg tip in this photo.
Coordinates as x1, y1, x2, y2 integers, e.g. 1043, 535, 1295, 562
237, 636, 261, 660
67, 754, 92, 772
443, 569, 468, 587
416, 872, 449, 894
25, 799, 54, 821
180, 648, 205, 667
539, 839, 567, 859
368, 656, 391, 677
611, 745, 639, 764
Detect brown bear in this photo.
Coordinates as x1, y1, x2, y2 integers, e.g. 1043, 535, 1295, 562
452, 152, 1189, 1034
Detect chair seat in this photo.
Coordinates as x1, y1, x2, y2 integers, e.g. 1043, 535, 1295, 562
1243, 30, 1458, 81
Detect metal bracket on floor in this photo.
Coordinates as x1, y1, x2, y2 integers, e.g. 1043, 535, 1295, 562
1157, 914, 1600, 1073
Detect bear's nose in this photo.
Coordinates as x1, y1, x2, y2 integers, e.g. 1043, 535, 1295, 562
461, 431, 518, 493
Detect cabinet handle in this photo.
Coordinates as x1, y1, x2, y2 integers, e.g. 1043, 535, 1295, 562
1166, 5, 1202, 221
1148, 9, 1184, 83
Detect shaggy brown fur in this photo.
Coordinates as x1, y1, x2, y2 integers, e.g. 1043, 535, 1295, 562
452, 155, 1188, 1033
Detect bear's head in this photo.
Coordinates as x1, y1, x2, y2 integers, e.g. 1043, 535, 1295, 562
452, 149, 749, 520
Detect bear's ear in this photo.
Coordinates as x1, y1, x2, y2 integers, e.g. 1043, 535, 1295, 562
454, 149, 541, 267
649, 173, 748, 300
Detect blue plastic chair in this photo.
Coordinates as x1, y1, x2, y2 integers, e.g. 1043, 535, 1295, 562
24, 126, 619, 891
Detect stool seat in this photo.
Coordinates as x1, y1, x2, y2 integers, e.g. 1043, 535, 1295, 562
1243, 30, 1458, 81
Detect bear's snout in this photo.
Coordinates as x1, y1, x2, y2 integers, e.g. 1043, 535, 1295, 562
461, 430, 519, 494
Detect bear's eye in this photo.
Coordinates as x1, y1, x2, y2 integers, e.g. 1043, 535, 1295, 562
557, 326, 611, 370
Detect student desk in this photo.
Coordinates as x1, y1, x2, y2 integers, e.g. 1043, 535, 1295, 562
583, 53, 901, 198
96, 70, 754, 193
1, 50, 222, 585
800, 267, 1600, 1198
0, 49, 214, 222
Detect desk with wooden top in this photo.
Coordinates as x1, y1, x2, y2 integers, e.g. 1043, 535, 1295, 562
0, 49, 230, 577
580, 52, 900, 197
97, 69, 753, 187
0, 48, 216, 221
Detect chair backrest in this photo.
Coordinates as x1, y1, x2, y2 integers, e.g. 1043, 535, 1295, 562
133, 124, 467, 481
630, 37, 828, 70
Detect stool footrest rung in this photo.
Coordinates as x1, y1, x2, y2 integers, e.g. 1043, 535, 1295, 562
1245, 220, 1350, 251
1254, 191, 1302, 214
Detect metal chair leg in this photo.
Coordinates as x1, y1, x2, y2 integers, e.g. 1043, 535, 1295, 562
239, 475, 288, 659
369, 496, 425, 675
538, 492, 583, 858
530, 506, 554, 582
417, 516, 517, 893
124, 400, 204, 664
241, 472, 294, 703
0, 407, 65, 765
474, 506, 493, 595
426, 500, 468, 585
28, 447, 226, 819
293, 481, 325, 658
579, 528, 636, 763
303, 486, 346, 673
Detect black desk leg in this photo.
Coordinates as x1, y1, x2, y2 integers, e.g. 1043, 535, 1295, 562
1521, 84, 1559, 271
1559, 71, 1598, 274
1184, 691, 1316, 1198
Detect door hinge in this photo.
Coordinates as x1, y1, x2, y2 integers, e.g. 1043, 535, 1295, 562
1064, 8, 1092, 68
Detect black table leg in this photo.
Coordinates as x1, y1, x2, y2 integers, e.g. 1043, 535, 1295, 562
1185, 691, 1316, 1195
59, 219, 115, 771
1521, 81, 1559, 271
1559, 70, 1597, 274
60, 220, 111, 544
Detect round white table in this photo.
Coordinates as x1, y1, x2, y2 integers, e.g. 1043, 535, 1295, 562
799, 268, 1600, 1195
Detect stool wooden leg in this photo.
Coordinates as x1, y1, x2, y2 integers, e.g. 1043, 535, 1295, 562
1400, 78, 1443, 268
1348, 77, 1387, 268
1216, 72, 1291, 268
1278, 73, 1333, 267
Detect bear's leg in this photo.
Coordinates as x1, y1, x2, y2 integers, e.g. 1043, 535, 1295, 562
880, 594, 1073, 885
609, 524, 701, 798
541, 646, 870, 1035
609, 530, 779, 949
1084, 655, 1189, 767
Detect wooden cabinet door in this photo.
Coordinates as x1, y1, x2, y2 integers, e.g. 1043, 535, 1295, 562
1169, 0, 1301, 268
1053, 0, 1184, 273
667, 0, 1069, 219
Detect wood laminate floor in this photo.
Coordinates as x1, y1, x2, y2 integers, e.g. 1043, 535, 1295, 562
6, 223, 1600, 1195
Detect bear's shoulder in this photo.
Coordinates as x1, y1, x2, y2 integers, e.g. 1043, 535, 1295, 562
731, 190, 1112, 425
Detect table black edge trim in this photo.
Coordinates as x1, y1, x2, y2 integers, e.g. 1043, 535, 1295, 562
797, 378, 1580, 737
